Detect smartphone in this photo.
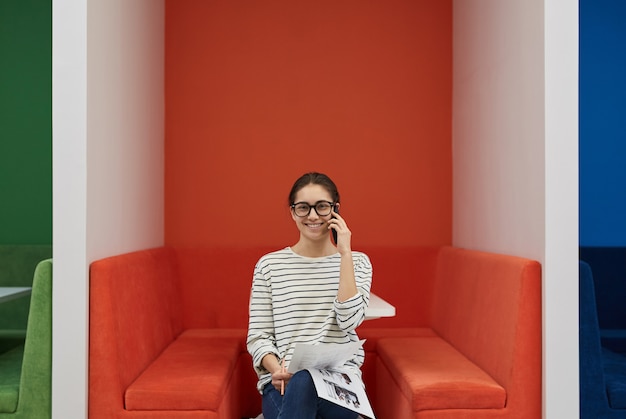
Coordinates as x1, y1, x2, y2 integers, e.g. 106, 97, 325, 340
331, 204, 339, 245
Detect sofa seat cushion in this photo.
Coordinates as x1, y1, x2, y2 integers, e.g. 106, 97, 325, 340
0, 345, 24, 413
602, 348, 626, 409
377, 337, 506, 411
125, 329, 242, 411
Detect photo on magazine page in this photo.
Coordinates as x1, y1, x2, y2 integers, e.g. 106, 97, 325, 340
308, 368, 376, 419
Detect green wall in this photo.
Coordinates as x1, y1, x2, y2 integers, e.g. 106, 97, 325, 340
0, 0, 52, 244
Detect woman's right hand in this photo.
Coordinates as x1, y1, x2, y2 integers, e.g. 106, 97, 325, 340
271, 367, 293, 393
262, 354, 293, 393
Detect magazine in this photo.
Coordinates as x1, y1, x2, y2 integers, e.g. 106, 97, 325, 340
287, 341, 376, 419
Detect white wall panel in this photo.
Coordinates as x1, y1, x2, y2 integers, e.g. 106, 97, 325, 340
452, 0, 545, 261
453, 0, 579, 417
52, 1, 164, 417
86, 0, 164, 261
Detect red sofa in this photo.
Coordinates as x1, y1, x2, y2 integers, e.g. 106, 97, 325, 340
369, 247, 542, 418
88, 246, 541, 419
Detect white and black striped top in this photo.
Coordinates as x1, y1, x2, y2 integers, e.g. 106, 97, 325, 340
246, 247, 373, 393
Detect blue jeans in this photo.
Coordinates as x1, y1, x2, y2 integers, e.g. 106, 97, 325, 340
262, 370, 359, 419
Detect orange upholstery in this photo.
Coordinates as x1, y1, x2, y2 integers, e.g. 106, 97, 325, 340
358, 327, 437, 409
125, 332, 241, 411
89, 248, 185, 418
377, 337, 506, 411
173, 246, 276, 329
88, 247, 260, 419
374, 247, 542, 418
88, 246, 541, 419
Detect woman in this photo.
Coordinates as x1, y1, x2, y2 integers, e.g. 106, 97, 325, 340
247, 172, 373, 419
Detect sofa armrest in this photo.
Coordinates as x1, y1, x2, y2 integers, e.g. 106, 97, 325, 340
13, 259, 52, 418
0, 245, 53, 332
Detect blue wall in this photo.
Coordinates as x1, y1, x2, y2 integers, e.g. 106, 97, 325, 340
579, 0, 626, 246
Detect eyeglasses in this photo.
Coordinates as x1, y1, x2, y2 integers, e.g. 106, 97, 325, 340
291, 201, 335, 217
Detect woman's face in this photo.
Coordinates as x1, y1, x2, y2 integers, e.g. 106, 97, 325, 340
291, 183, 335, 242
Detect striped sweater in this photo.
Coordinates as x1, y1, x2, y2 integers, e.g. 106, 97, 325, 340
246, 247, 373, 393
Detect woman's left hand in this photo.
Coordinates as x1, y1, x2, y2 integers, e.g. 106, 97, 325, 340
329, 208, 352, 255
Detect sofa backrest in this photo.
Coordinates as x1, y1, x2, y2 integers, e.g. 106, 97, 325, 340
430, 246, 542, 411
579, 246, 626, 330
0, 245, 53, 332
579, 260, 611, 416
19, 258, 53, 418
89, 247, 183, 411
174, 246, 441, 330
175, 246, 276, 328
358, 246, 439, 329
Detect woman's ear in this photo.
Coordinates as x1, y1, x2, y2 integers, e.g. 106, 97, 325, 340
334, 202, 341, 213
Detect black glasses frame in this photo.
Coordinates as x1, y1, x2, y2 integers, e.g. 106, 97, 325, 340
290, 201, 335, 217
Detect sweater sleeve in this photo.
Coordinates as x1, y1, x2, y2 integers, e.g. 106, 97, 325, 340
334, 252, 373, 332
246, 259, 279, 375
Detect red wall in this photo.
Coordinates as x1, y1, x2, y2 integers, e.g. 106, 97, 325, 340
165, 0, 452, 248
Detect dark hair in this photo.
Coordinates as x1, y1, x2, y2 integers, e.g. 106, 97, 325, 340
288, 172, 340, 205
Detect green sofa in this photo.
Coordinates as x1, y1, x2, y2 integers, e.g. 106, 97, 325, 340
0, 258, 52, 418
0, 245, 52, 353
